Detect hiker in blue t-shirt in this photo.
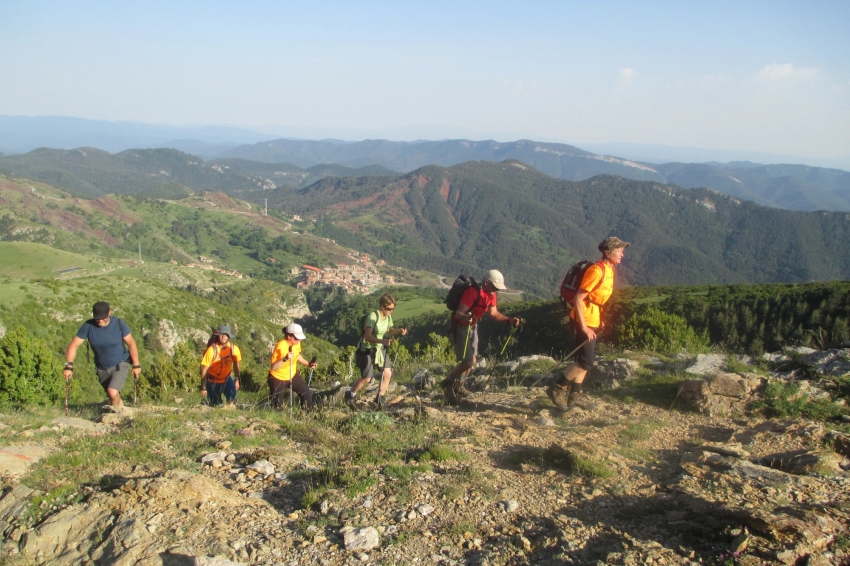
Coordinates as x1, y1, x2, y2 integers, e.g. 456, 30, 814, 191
63, 301, 141, 407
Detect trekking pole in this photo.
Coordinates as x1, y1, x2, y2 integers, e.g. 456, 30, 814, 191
462, 323, 472, 360
306, 355, 318, 387
289, 346, 294, 419
499, 319, 523, 357
64, 373, 71, 416
528, 339, 588, 389
133, 372, 138, 405
391, 330, 406, 369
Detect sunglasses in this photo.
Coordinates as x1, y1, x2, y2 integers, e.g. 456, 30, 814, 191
383, 305, 395, 311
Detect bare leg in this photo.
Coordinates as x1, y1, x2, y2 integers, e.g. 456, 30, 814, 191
350, 376, 371, 394
378, 368, 392, 396
562, 363, 588, 384
106, 387, 123, 407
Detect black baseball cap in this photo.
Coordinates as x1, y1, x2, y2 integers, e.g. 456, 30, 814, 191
92, 301, 110, 320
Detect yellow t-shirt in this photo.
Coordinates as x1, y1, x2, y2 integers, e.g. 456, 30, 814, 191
200, 343, 242, 383
269, 340, 300, 381
570, 262, 614, 328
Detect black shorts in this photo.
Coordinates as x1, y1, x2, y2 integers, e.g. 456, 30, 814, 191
572, 322, 597, 370
355, 347, 391, 381
96, 361, 130, 393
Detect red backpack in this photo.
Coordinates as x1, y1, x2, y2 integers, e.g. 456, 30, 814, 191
559, 260, 606, 313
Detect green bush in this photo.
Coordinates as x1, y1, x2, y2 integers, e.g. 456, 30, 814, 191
0, 328, 66, 405
618, 307, 710, 355
142, 341, 198, 397
752, 381, 845, 420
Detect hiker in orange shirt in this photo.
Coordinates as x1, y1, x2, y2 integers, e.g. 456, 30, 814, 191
268, 323, 318, 411
548, 237, 630, 411
200, 325, 241, 407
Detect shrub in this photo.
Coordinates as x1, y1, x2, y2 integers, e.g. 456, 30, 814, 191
618, 307, 710, 355
0, 328, 66, 405
142, 341, 198, 397
752, 381, 845, 420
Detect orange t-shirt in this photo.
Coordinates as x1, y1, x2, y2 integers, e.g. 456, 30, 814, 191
200, 343, 242, 383
570, 262, 614, 328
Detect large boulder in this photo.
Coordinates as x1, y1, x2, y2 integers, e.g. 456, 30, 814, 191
685, 353, 727, 376
588, 358, 640, 389
678, 372, 764, 416
800, 348, 850, 377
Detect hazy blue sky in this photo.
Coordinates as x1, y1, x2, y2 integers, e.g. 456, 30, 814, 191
1, 0, 848, 160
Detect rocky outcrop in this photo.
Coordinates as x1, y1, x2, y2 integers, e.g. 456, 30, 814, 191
685, 353, 728, 376
678, 372, 765, 416
588, 358, 641, 389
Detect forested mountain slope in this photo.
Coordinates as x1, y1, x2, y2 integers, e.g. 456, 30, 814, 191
0, 148, 392, 199
223, 138, 850, 211
255, 160, 850, 297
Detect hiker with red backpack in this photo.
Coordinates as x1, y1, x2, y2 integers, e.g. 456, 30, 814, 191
548, 236, 630, 411
200, 325, 241, 407
344, 293, 408, 411
441, 270, 521, 405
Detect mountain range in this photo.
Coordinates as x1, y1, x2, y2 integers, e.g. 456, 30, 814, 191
252, 160, 850, 297
1, 154, 849, 297
2, 139, 849, 212
2, 116, 850, 212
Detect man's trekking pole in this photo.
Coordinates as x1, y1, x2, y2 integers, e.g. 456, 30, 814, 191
528, 339, 588, 389
64, 374, 71, 416
133, 372, 138, 405
462, 323, 472, 360
306, 355, 318, 388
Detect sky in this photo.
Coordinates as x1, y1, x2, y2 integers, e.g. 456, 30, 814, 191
1, 0, 849, 161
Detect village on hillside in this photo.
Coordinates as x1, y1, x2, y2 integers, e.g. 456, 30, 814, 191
293, 251, 396, 294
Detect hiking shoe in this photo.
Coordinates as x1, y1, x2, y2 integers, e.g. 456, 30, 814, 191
567, 391, 597, 411
440, 379, 460, 406
344, 391, 358, 410
546, 383, 571, 411
374, 395, 386, 411
454, 381, 472, 399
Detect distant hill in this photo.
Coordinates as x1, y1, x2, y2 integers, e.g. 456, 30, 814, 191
222, 138, 850, 212
0, 148, 393, 199
0, 115, 275, 155
221, 138, 666, 183
253, 160, 850, 297
656, 162, 850, 212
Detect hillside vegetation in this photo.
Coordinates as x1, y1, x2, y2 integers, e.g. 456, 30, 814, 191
256, 160, 850, 297
221, 138, 850, 211
0, 148, 394, 199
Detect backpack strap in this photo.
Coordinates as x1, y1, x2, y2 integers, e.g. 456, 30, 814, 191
358, 311, 379, 351
584, 262, 608, 307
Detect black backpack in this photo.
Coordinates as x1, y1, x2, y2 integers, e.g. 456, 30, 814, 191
445, 275, 479, 311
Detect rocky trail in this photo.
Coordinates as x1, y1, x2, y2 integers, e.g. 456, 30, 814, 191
0, 351, 849, 565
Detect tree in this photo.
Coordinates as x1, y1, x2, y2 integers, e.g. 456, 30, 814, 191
0, 328, 65, 405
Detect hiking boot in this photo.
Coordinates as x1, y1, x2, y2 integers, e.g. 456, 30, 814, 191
567, 390, 597, 411
440, 379, 460, 406
546, 382, 571, 411
454, 380, 472, 399
344, 391, 358, 410
374, 395, 386, 411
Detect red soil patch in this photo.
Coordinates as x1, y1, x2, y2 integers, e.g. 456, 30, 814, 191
416, 174, 429, 189
439, 178, 451, 203
89, 196, 138, 224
